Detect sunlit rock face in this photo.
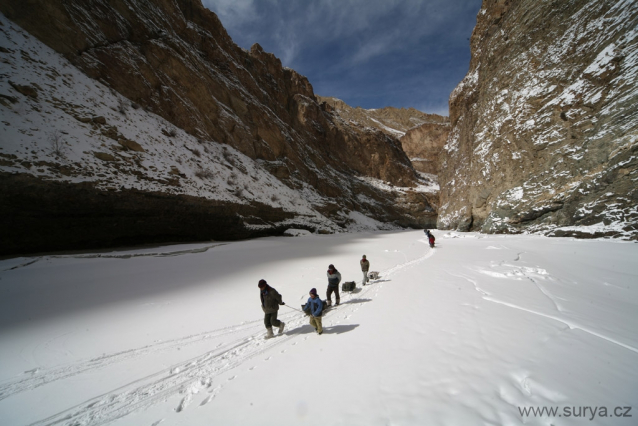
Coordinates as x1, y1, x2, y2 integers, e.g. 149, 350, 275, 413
400, 122, 450, 175
438, 0, 638, 240
317, 95, 450, 175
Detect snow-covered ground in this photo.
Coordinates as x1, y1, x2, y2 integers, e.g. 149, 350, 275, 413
0, 231, 636, 426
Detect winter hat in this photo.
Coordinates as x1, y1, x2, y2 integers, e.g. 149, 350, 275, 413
258, 279, 267, 288
309, 288, 317, 296
328, 264, 334, 270
362, 255, 366, 259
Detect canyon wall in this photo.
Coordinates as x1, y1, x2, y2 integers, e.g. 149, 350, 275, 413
438, 0, 638, 240
0, 0, 437, 254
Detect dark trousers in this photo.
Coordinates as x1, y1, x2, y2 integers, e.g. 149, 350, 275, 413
264, 311, 281, 329
326, 285, 340, 304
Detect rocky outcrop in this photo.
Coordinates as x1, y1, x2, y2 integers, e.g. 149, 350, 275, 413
317, 95, 445, 138
400, 122, 450, 174
317, 96, 450, 175
438, 0, 638, 240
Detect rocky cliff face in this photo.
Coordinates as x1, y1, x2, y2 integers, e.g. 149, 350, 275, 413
439, 0, 638, 240
400, 122, 450, 175
317, 95, 445, 138
317, 95, 449, 177
0, 0, 437, 254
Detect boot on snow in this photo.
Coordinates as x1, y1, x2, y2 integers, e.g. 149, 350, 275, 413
278, 322, 285, 335
265, 328, 274, 339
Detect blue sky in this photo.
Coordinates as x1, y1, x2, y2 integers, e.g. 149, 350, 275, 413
202, 0, 483, 116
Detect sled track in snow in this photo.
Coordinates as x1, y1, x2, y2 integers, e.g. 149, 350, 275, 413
23, 240, 434, 426
26, 312, 312, 426
0, 317, 269, 402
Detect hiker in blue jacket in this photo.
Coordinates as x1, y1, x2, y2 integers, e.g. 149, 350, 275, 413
302, 288, 323, 335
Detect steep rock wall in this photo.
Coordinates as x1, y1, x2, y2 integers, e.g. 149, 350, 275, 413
401, 122, 450, 175
439, 0, 638, 240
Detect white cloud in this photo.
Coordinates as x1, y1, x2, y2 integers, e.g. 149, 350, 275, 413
202, 0, 257, 31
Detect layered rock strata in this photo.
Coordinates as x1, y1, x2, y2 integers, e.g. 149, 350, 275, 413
438, 0, 638, 240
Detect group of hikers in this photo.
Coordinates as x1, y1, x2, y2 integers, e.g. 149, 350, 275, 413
258, 230, 435, 338
257, 255, 370, 338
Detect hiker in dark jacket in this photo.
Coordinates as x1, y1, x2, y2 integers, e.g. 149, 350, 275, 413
360, 255, 370, 285
326, 264, 342, 306
302, 288, 323, 334
258, 279, 285, 339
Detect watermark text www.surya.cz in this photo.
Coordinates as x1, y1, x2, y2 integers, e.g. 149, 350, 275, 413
519, 406, 632, 421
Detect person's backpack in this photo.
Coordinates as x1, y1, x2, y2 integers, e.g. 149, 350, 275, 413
302, 300, 327, 316
342, 281, 356, 292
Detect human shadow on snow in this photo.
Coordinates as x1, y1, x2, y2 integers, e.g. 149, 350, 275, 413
340, 298, 373, 305
289, 324, 360, 336
323, 324, 359, 334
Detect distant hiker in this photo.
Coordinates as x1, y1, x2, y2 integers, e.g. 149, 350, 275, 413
258, 279, 285, 339
326, 264, 342, 306
425, 229, 435, 248
360, 255, 370, 285
303, 288, 324, 335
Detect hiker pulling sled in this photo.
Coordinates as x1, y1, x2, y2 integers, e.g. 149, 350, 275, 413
360, 254, 370, 286
302, 288, 324, 334
326, 264, 342, 306
258, 279, 285, 339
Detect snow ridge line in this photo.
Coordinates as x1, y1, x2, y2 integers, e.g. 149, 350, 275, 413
25, 240, 434, 426
1, 244, 226, 273
47, 244, 228, 259
483, 297, 638, 355
2, 258, 42, 271
451, 273, 638, 355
